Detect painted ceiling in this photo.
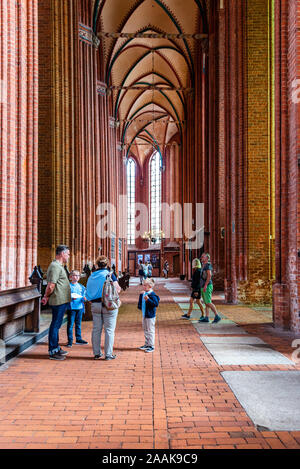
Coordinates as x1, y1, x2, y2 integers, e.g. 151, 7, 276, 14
93, 0, 208, 166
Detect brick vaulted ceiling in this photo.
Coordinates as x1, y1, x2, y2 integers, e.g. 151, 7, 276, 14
93, 0, 208, 165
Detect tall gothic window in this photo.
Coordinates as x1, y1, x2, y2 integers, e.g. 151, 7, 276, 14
127, 158, 136, 245
149, 151, 161, 244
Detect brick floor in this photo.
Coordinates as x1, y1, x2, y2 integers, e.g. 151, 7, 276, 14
0, 279, 299, 449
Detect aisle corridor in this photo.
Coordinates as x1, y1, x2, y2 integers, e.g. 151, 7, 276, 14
0, 279, 299, 450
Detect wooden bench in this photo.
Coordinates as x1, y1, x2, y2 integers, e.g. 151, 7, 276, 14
0, 285, 41, 342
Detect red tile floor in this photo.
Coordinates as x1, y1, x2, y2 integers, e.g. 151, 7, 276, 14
0, 279, 299, 449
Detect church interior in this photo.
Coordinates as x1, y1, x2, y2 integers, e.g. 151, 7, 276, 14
0, 0, 299, 452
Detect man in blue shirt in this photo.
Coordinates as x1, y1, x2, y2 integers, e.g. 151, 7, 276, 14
67, 270, 88, 346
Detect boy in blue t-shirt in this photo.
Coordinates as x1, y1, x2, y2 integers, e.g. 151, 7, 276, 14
67, 270, 88, 347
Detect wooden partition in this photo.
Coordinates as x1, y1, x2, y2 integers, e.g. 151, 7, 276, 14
0, 286, 41, 342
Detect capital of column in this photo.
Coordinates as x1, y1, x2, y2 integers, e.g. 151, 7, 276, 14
79, 23, 100, 49
97, 81, 107, 96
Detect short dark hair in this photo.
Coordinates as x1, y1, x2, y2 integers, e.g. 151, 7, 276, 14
56, 245, 69, 256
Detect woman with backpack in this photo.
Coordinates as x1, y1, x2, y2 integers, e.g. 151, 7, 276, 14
86, 256, 121, 360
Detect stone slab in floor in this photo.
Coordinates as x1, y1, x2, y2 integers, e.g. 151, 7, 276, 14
193, 322, 246, 335
173, 296, 194, 302
165, 283, 189, 288
221, 371, 300, 431
201, 336, 266, 345
179, 303, 201, 310
201, 341, 294, 365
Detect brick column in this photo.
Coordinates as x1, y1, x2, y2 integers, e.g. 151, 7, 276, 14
273, 0, 300, 332
0, 0, 38, 290
207, 3, 226, 290
38, 0, 78, 269
38, 1, 124, 273
78, 23, 99, 266
224, 0, 238, 303
215, 2, 226, 290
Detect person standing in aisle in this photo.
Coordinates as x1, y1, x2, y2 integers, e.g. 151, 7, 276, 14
67, 270, 88, 347
86, 256, 121, 360
181, 258, 205, 320
42, 245, 71, 360
198, 253, 221, 324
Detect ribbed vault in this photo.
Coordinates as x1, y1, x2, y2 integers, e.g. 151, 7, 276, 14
93, 0, 208, 166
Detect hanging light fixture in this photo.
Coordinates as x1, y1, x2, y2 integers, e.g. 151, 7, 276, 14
142, 230, 165, 244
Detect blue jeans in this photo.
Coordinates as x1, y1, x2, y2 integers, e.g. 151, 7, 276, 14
67, 309, 83, 345
48, 303, 69, 355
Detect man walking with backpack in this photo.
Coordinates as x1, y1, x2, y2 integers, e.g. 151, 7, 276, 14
86, 256, 121, 360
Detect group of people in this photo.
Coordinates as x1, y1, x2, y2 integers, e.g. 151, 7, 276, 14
138, 261, 153, 284
42, 245, 219, 362
181, 253, 221, 324
138, 259, 169, 284
42, 245, 160, 361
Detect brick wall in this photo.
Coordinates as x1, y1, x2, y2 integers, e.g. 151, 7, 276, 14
38, 1, 125, 275
238, 0, 275, 304
273, 0, 300, 332
38, 0, 78, 271
37, 0, 53, 269
0, 0, 38, 290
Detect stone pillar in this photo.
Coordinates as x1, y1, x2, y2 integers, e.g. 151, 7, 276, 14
0, 0, 38, 290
